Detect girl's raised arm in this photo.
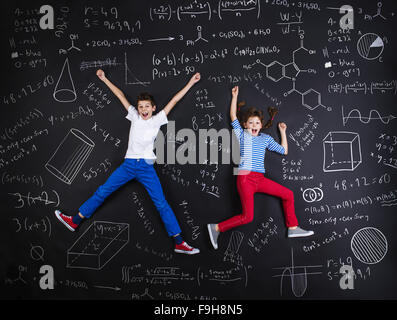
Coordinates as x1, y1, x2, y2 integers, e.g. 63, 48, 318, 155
230, 86, 239, 122
278, 122, 288, 155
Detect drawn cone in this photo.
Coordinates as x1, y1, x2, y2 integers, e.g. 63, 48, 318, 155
53, 58, 77, 102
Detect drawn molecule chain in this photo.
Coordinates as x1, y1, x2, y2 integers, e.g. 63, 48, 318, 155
244, 38, 331, 111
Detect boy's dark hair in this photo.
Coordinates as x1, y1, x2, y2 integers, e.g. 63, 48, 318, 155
237, 101, 278, 130
136, 92, 156, 106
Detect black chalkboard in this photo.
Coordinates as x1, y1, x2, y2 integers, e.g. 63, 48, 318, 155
1, 0, 396, 301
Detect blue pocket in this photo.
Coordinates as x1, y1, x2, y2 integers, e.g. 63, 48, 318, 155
143, 159, 155, 166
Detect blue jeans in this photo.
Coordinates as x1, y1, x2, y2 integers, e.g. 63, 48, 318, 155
79, 158, 182, 237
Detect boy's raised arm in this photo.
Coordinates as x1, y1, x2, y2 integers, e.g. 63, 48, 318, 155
96, 69, 131, 111
162, 73, 201, 116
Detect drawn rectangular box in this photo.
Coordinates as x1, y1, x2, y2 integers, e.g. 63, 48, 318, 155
67, 221, 129, 270
323, 131, 362, 172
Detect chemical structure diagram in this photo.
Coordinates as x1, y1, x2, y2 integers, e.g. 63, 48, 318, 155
4, 265, 28, 285
59, 34, 82, 54
364, 2, 395, 21
244, 37, 332, 112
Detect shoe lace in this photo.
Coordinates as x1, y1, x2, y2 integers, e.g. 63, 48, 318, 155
182, 242, 193, 249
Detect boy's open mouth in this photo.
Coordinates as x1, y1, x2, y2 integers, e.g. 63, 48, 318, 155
251, 129, 258, 135
141, 112, 149, 118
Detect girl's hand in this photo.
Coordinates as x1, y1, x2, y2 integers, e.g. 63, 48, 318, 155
190, 72, 201, 84
232, 86, 239, 97
278, 122, 287, 131
96, 69, 106, 81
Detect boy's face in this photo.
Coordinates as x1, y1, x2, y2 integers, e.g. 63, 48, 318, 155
243, 116, 262, 136
137, 100, 156, 120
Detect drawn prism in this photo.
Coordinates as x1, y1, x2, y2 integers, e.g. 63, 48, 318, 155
323, 131, 362, 172
67, 221, 130, 270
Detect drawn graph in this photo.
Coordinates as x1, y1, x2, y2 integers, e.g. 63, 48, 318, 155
357, 33, 384, 60
351, 227, 388, 265
124, 52, 150, 86
45, 129, 95, 185
272, 248, 322, 297
342, 105, 395, 126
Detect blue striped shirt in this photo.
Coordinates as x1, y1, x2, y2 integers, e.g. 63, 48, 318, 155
232, 119, 285, 173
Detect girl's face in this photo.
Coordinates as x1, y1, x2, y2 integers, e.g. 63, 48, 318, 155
137, 100, 156, 120
243, 116, 262, 136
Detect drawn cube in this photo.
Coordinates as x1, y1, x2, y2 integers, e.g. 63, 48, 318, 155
67, 221, 129, 270
323, 131, 362, 172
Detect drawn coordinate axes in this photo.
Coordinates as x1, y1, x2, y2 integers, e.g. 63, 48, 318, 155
272, 248, 322, 297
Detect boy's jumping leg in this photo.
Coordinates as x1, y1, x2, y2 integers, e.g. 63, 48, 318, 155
55, 160, 136, 231
136, 161, 199, 254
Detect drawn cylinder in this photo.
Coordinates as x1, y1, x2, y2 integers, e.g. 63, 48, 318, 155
45, 128, 95, 185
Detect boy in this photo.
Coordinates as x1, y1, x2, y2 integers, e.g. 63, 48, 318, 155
55, 69, 201, 255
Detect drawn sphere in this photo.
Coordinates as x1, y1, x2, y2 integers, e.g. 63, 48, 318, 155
351, 227, 387, 264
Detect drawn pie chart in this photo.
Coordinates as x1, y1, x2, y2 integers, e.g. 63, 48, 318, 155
357, 33, 384, 60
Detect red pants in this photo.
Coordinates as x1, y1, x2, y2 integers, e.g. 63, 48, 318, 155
218, 171, 298, 232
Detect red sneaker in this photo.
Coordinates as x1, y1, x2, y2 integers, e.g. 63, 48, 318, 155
54, 210, 77, 232
174, 241, 200, 255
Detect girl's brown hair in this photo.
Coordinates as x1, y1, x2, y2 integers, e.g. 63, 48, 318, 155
237, 101, 278, 131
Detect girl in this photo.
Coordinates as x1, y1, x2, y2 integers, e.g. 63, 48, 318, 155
207, 86, 314, 249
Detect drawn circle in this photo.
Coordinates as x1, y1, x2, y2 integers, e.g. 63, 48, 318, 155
357, 33, 384, 60
313, 188, 323, 201
350, 227, 387, 264
302, 187, 323, 203
30, 244, 44, 261
303, 189, 316, 202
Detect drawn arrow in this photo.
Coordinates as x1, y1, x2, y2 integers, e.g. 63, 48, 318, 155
147, 37, 175, 42
93, 285, 122, 291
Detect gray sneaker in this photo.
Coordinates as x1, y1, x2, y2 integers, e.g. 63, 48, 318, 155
207, 224, 220, 250
288, 226, 314, 238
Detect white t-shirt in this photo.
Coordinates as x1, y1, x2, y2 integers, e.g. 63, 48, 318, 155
125, 105, 168, 159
